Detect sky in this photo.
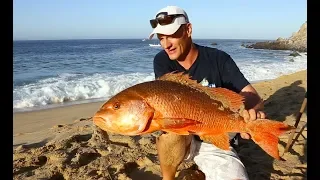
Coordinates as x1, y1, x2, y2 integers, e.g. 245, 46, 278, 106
13, 0, 307, 40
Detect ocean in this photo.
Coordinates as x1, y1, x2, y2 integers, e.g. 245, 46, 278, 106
13, 39, 307, 113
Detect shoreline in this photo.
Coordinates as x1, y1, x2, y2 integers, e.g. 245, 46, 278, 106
13, 100, 104, 135
13, 97, 107, 114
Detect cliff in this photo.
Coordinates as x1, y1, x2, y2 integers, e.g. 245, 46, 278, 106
245, 21, 307, 52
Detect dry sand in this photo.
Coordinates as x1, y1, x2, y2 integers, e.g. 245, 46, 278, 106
13, 70, 307, 180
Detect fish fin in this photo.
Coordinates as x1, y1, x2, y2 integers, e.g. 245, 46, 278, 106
163, 129, 191, 135
209, 88, 245, 113
138, 119, 161, 135
157, 71, 190, 81
154, 118, 201, 129
247, 119, 295, 160
200, 133, 230, 150
157, 72, 245, 113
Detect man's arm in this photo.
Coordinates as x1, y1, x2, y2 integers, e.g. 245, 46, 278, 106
219, 52, 266, 139
219, 51, 263, 110
240, 84, 264, 111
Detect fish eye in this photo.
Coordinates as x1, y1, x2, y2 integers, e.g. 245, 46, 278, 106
113, 102, 120, 110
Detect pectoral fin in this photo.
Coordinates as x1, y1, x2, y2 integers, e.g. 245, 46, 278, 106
154, 118, 201, 129
162, 129, 191, 135
200, 133, 230, 150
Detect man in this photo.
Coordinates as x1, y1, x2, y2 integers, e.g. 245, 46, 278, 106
148, 5, 266, 180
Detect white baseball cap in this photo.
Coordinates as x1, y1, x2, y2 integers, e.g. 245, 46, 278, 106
148, 6, 189, 39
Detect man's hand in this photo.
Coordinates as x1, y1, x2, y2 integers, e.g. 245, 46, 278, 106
240, 109, 266, 139
156, 132, 192, 180
239, 86, 266, 140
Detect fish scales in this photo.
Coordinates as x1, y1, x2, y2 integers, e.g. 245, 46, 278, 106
93, 72, 294, 160
136, 80, 241, 129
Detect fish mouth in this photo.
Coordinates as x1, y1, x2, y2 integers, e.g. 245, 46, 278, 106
92, 116, 104, 122
92, 116, 109, 130
92, 115, 150, 136
92, 116, 119, 134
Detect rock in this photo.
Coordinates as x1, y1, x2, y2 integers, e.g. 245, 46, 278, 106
211, 42, 217, 45
245, 21, 307, 52
276, 37, 285, 42
289, 52, 301, 57
247, 41, 288, 51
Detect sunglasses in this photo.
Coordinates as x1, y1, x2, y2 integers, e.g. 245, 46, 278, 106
149, 13, 185, 28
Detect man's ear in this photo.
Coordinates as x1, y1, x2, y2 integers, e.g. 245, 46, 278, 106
186, 23, 192, 37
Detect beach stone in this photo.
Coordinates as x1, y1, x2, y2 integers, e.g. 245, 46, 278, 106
289, 52, 301, 57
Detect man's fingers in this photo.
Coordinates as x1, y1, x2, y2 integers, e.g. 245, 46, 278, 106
255, 111, 266, 119
256, 111, 261, 119
248, 109, 257, 121
240, 133, 250, 139
242, 109, 267, 122
259, 111, 266, 119
242, 110, 250, 122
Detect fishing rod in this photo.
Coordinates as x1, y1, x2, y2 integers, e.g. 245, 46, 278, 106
284, 91, 307, 153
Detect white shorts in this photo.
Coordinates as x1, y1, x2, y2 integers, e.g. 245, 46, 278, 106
185, 136, 249, 180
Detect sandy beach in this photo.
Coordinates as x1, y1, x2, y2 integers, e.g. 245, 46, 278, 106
13, 70, 307, 180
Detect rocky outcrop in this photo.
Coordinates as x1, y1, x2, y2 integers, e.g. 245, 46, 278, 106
245, 21, 307, 52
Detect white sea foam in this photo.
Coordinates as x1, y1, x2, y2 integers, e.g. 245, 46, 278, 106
237, 52, 307, 82
13, 52, 307, 112
13, 72, 155, 112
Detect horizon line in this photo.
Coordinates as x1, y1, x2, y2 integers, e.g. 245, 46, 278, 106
13, 37, 274, 41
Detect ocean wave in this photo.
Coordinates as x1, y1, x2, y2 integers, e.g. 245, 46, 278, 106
13, 52, 307, 111
13, 72, 155, 110
238, 52, 307, 82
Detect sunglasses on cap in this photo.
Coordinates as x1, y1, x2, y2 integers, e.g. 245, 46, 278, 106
149, 12, 186, 29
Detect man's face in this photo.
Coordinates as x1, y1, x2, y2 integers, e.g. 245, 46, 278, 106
157, 24, 192, 61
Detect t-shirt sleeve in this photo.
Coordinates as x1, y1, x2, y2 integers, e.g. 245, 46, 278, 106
219, 52, 250, 93
153, 51, 172, 79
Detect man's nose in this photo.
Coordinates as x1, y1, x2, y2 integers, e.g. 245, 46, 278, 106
162, 39, 172, 49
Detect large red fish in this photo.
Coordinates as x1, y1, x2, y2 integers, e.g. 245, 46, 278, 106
93, 72, 294, 160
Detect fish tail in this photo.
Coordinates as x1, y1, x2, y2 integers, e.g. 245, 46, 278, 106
246, 119, 295, 160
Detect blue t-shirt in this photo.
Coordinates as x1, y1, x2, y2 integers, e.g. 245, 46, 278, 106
153, 43, 249, 93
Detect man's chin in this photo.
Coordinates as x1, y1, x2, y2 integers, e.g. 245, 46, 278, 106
168, 54, 178, 60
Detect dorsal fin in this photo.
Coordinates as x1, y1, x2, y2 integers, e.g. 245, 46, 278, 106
157, 72, 245, 113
